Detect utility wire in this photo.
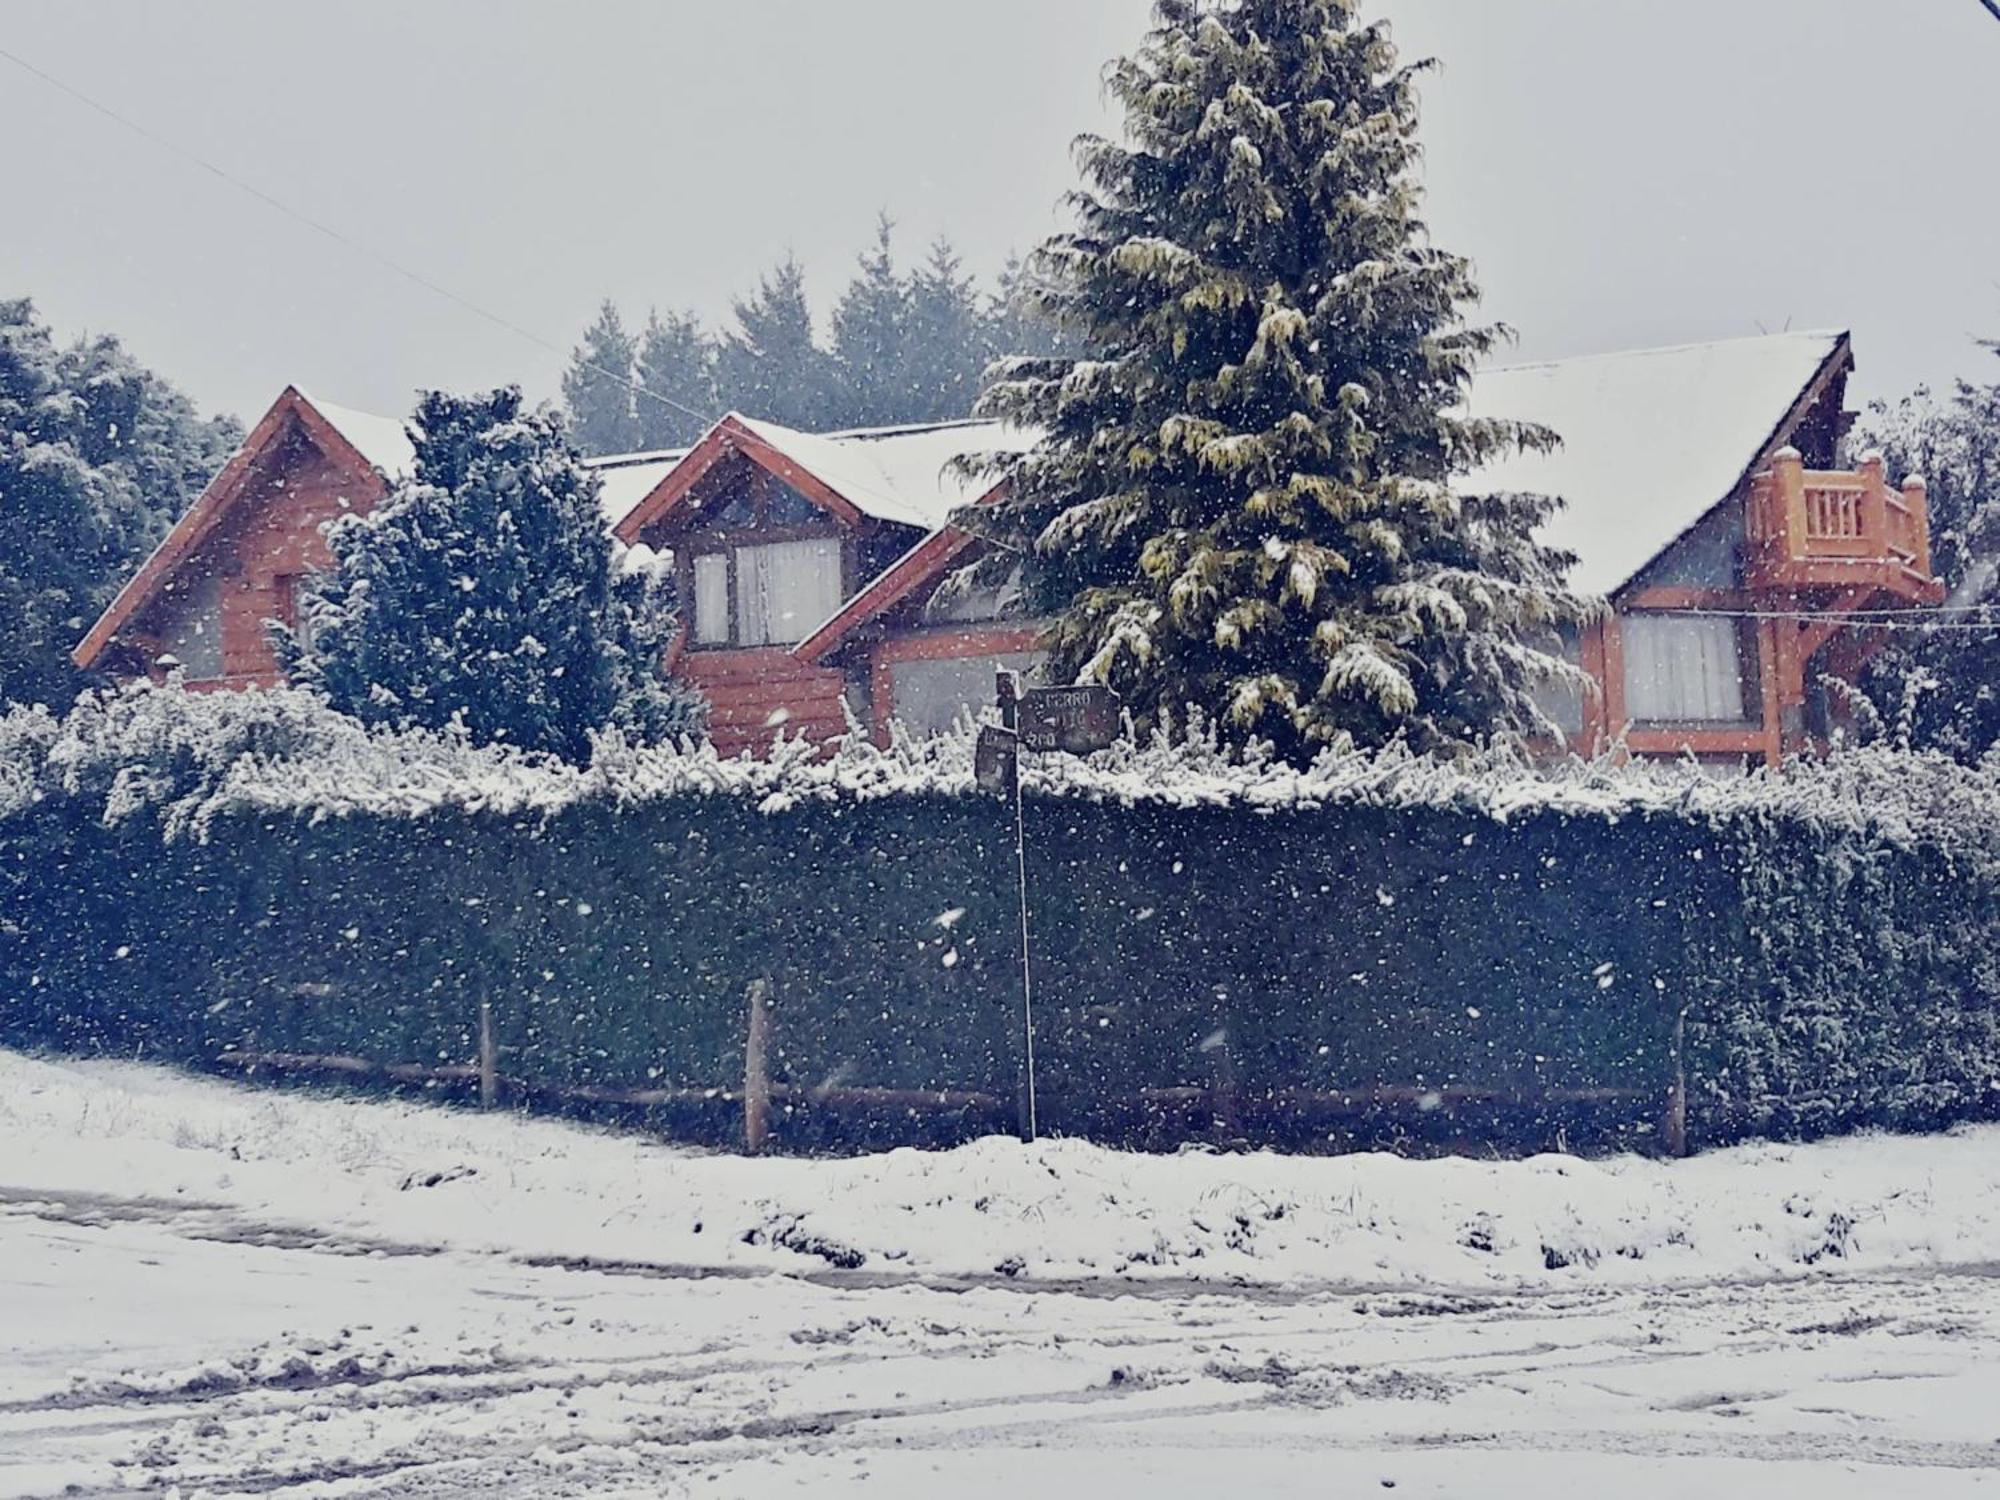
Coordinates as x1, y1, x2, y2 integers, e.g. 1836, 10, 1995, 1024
1979, 0, 2000, 24
0, 41, 717, 432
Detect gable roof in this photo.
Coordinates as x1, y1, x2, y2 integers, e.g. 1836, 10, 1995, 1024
1461, 329, 1849, 595
73, 386, 397, 671
78, 330, 1850, 676
614, 412, 1038, 542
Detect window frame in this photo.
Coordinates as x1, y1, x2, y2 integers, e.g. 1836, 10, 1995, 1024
1620, 611, 1759, 727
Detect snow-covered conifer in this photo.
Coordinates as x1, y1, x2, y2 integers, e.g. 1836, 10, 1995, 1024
962, 0, 1590, 757
0, 299, 238, 708
561, 301, 643, 456
634, 309, 717, 450
285, 388, 705, 761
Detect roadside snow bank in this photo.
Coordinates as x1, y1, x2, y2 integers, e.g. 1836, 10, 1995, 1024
3, 1050, 1992, 1292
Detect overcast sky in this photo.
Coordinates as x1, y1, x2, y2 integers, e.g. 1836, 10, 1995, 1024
4, 0, 1997, 427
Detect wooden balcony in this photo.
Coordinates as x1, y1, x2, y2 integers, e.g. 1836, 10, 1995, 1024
1747, 448, 1944, 603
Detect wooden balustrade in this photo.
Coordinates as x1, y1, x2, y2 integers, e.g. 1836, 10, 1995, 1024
1747, 447, 1941, 602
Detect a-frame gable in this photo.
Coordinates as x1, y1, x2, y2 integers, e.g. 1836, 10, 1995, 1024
614, 414, 869, 545
73, 387, 394, 671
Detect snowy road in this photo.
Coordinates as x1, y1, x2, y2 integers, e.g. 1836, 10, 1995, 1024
5, 1056, 2000, 1496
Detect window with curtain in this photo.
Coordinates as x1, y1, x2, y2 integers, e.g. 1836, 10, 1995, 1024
686, 536, 844, 648
1621, 613, 1749, 723
692, 553, 730, 644
733, 538, 843, 646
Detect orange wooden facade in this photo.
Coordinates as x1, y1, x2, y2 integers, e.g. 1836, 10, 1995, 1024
1570, 446, 1944, 769
74, 389, 390, 691
76, 352, 1947, 768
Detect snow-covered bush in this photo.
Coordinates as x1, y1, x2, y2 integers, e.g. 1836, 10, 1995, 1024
0, 682, 1995, 1153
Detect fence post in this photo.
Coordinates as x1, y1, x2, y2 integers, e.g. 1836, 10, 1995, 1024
1209, 1030, 1241, 1141
1662, 1008, 1688, 1158
744, 978, 773, 1154
477, 1000, 498, 1109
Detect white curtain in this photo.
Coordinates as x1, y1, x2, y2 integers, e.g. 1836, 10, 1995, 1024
1622, 614, 1747, 722
692, 553, 730, 644
734, 538, 842, 646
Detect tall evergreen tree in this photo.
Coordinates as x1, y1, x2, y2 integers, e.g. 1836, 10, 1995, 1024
987, 250, 1087, 366
634, 308, 717, 450
960, 0, 1588, 758
715, 257, 840, 430
830, 214, 915, 426
1851, 346, 2000, 758
902, 237, 988, 421
287, 388, 705, 761
0, 299, 238, 707
561, 300, 642, 456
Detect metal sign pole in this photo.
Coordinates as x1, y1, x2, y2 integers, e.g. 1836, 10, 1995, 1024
995, 670, 1038, 1142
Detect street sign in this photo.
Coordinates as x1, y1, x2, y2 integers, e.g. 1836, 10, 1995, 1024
975, 724, 1019, 797
1017, 684, 1123, 754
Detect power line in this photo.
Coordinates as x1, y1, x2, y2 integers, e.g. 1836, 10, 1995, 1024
0, 41, 716, 432
1980, 0, 2000, 24
1677, 607, 2000, 633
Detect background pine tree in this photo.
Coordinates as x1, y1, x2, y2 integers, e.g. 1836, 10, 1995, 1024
634, 309, 717, 450
960, 0, 1589, 758
566, 227, 1079, 443
716, 257, 842, 431
0, 298, 239, 708
561, 301, 642, 456
903, 238, 989, 423
287, 387, 705, 761
830, 214, 916, 426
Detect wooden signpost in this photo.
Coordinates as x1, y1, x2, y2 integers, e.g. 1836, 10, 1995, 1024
981, 671, 1122, 1143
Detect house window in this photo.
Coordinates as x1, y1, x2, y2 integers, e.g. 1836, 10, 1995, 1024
889, 651, 1046, 738
279, 575, 317, 653
158, 572, 224, 681
692, 537, 841, 648
692, 553, 731, 644
1622, 613, 1750, 723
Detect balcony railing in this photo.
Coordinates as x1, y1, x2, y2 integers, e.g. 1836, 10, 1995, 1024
1747, 448, 1941, 602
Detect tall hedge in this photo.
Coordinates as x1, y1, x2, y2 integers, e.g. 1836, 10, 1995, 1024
1, 686, 1996, 1153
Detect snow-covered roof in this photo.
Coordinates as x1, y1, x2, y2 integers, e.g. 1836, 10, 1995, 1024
298, 391, 418, 479
589, 449, 687, 529
303, 329, 1844, 598
303, 394, 686, 531
733, 415, 1041, 531
1461, 330, 1845, 595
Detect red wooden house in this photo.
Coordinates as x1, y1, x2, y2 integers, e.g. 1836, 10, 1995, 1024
76, 329, 1941, 767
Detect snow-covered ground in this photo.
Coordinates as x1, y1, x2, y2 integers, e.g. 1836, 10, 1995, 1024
5, 1052, 2000, 1497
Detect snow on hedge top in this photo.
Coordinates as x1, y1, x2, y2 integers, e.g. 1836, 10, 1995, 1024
10, 684, 1998, 865
733, 415, 1042, 531
1461, 330, 1845, 596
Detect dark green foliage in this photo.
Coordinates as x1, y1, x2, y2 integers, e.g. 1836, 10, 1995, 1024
959, 0, 1591, 760
634, 309, 718, 451
284, 388, 705, 760
0, 785, 1699, 1153
4, 693, 1995, 1155
715, 257, 845, 432
0, 299, 238, 707
830, 214, 917, 426
566, 227, 1078, 445
1851, 346, 2000, 758
560, 300, 643, 457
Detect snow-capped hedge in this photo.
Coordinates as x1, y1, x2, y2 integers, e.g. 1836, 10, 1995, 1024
1, 682, 1997, 1152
